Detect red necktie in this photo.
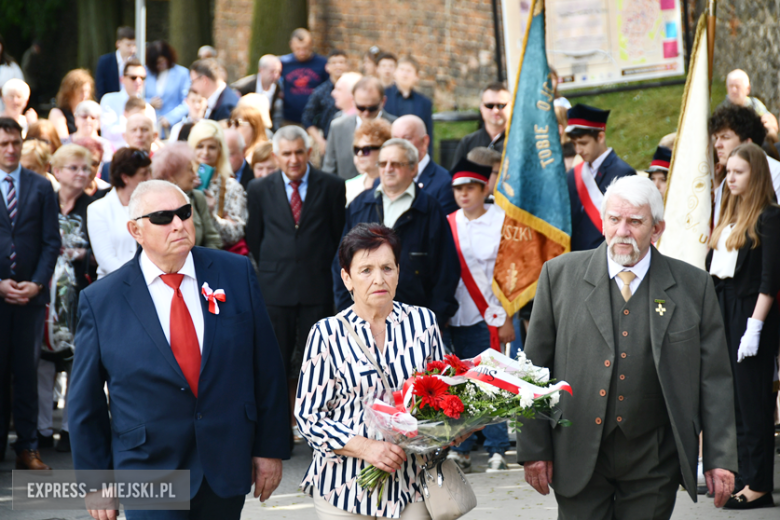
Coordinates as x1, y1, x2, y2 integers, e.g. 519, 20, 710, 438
290, 180, 302, 225
160, 274, 201, 397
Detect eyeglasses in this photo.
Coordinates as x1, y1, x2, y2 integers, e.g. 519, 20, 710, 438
483, 103, 507, 110
134, 204, 192, 225
125, 74, 146, 81
353, 145, 381, 156
228, 119, 250, 128
355, 104, 381, 113
377, 161, 412, 170
63, 165, 91, 174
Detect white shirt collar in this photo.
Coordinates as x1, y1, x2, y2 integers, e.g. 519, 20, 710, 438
281, 165, 310, 186
140, 250, 197, 287
206, 82, 227, 110
415, 154, 430, 182
375, 179, 415, 200
588, 148, 613, 175
607, 246, 651, 283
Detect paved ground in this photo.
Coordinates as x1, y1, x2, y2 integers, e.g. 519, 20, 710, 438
1, 412, 778, 519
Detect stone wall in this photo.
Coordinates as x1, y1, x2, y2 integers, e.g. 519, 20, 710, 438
712, 1, 780, 115
212, 0, 503, 109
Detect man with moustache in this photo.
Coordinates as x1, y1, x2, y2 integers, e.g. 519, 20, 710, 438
517, 176, 738, 519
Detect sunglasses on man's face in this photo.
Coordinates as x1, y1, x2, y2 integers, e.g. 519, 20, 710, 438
134, 204, 192, 225
353, 145, 381, 156
483, 103, 507, 110
125, 74, 146, 81
355, 104, 381, 113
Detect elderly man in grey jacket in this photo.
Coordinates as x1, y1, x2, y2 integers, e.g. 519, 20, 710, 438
517, 175, 737, 519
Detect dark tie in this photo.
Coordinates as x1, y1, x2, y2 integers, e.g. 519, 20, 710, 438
5, 175, 17, 274
160, 274, 201, 397
290, 180, 302, 225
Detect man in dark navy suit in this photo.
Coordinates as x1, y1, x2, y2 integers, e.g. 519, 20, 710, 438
565, 104, 635, 251
69, 180, 290, 519
95, 27, 136, 101
391, 115, 458, 215
189, 58, 239, 122
0, 118, 60, 468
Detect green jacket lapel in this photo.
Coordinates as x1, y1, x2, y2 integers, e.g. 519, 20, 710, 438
584, 243, 615, 353
648, 247, 676, 365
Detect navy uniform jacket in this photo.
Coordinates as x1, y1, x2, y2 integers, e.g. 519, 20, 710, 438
566, 150, 635, 251
333, 187, 460, 325
69, 247, 290, 499
208, 87, 240, 122
95, 52, 120, 101
384, 85, 434, 155
0, 167, 60, 305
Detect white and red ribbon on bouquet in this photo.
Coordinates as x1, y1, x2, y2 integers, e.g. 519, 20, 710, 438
369, 348, 572, 438
201, 282, 226, 314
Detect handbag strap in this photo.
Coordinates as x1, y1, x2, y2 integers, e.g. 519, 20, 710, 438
337, 314, 393, 391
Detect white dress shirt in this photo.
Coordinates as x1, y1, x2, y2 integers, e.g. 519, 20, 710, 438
583, 148, 613, 179
450, 204, 506, 327
607, 247, 651, 297
282, 165, 310, 202
709, 224, 739, 279
115, 50, 127, 88
256, 77, 276, 107
204, 82, 226, 119
140, 250, 205, 352
87, 188, 139, 279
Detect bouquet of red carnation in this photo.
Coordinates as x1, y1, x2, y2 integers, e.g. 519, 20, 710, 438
357, 349, 572, 503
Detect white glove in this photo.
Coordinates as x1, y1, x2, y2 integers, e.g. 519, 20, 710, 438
737, 318, 763, 362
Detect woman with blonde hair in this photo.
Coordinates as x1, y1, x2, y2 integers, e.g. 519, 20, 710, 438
188, 119, 247, 251
250, 141, 276, 179
49, 69, 94, 138
229, 103, 270, 160
706, 142, 780, 510
20, 139, 58, 189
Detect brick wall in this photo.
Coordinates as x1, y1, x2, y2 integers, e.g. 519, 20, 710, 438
309, 0, 501, 110
213, 0, 255, 82
213, 0, 502, 109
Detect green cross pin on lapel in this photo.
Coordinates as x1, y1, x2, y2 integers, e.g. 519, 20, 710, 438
654, 299, 666, 316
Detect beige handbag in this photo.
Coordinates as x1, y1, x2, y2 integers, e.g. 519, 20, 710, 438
337, 315, 476, 520
417, 451, 477, 520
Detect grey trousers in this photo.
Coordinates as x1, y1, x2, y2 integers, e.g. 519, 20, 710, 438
555, 425, 680, 520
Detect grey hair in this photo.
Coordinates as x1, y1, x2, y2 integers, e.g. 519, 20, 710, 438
380, 138, 419, 165
224, 128, 246, 150
128, 180, 190, 221
2, 78, 30, 98
74, 100, 101, 118
272, 125, 311, 153
601, 175, 665, 225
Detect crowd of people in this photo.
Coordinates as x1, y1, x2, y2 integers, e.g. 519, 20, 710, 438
0, 21, 778, 520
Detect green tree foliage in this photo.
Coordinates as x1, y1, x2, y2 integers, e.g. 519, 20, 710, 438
247, 0, 308, 75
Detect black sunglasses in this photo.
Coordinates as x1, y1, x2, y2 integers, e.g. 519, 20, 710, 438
134, 204, 192, 225
355, 104, 381, 113
125, 74, 146, 81
483, 103, 507, 110
353, 145, 381, 156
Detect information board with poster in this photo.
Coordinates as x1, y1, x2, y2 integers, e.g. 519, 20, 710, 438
502, 0, 685, 92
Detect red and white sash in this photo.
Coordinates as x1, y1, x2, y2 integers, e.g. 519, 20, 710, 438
447, 211, 507, 351
573, 162, 604, 233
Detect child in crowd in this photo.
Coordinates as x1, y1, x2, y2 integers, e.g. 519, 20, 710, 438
445, 157, 514, 473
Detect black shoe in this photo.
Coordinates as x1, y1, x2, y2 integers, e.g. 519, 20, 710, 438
697, 484, 708, 495
55, 431, 70, 452
723, 493, 775, 510
37, 432, 54, 449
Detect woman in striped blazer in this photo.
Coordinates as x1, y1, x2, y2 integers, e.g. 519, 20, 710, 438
296, 223, 445, 519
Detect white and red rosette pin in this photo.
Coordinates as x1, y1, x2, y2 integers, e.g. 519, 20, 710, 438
201, 282, 226, 314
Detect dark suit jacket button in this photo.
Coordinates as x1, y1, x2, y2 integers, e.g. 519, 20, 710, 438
617, 416, 623, 422
604, 360, 610, 367
197, 413, 203, 420
595, 417, 602, 425
599, 389, 606, 397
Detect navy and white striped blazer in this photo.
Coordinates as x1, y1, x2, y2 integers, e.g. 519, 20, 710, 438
296, 302, 444, 518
